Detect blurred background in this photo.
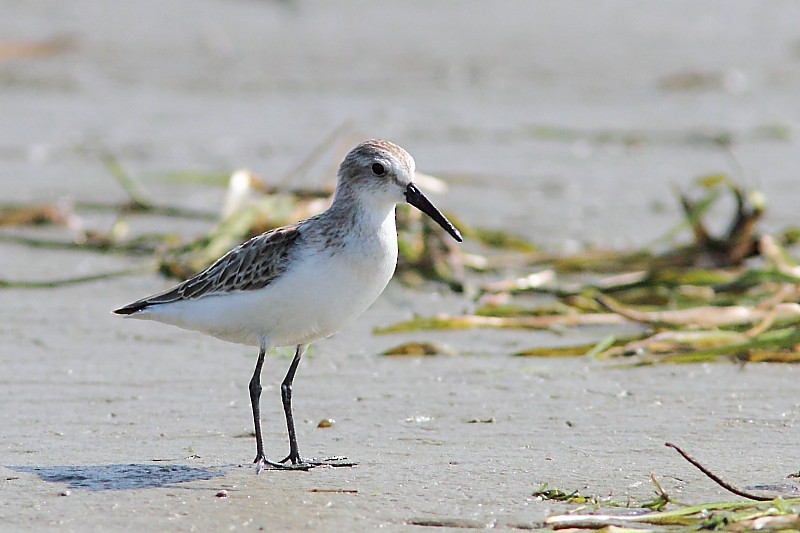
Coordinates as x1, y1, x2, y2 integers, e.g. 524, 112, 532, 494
2, 4, 800, 526
4, 0, 800, 251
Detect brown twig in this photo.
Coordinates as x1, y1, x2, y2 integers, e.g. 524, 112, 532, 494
664, 442, 773, 501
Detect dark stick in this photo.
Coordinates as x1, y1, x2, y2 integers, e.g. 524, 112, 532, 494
664, 442, 773, 501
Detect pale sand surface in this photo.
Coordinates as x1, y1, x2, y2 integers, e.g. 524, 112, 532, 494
2, 1, 800, 531
2, 279, 798, 531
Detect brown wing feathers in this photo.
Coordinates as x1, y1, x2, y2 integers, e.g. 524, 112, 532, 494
113, 226, 301, 315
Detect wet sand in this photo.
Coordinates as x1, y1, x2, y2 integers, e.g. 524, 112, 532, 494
2, 1, 800, 531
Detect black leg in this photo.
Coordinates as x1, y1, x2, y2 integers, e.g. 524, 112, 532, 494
280, 344, 307, 465
249, 342, 354, 472
248, 343, 311, 472
249, 343, 271, 471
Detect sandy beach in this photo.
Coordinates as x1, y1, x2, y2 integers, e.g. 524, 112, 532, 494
2, 1, 799, 530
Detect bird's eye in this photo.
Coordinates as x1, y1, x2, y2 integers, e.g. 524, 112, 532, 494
371, 163, 385, 176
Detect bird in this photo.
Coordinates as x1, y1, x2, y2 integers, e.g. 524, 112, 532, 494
113, 139, 463, 472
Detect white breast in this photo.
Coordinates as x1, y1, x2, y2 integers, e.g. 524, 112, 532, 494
137, 209, 399, 348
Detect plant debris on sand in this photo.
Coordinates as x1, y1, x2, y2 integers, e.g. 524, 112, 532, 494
379, 176, 800, 365
3, 139, 799, 531
533, 442, 800, 533
2, 143, 799, 367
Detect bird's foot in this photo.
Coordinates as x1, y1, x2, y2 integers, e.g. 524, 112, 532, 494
254, 454, 312, 473
280, 453, 357, 469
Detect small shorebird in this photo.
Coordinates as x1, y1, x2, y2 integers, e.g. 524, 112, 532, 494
114, 140, 462, 472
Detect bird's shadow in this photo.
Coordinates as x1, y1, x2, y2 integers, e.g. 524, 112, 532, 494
8, 463, 224, 491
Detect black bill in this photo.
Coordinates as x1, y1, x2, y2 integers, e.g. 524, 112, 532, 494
404, 183, 463, 242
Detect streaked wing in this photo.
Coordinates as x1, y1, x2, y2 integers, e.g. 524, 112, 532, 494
114, 225, 301, 314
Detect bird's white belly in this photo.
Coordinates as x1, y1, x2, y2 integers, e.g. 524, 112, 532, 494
139, 239, 398, 347
248, 245, 397, 346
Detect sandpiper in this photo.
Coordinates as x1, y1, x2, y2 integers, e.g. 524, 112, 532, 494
114, 139, 462, 472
